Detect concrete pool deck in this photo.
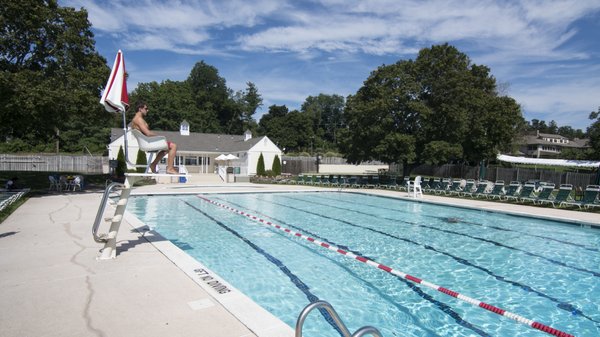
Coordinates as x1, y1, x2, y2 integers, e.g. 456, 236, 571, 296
1, 176, 598, 337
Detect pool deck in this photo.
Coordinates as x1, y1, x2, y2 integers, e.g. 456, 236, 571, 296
1, 176, 598, 337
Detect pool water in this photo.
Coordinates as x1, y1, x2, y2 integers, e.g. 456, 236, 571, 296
127, 192, 600, 337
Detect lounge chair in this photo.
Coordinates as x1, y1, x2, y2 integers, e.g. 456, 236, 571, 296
349, 176, 362, 188
420, 177, 432, 191
521, 183, 555, 204
328, 175, 340, 187
456, 179, 476, 197
539, 184, 574, 208
502, 181, 522, 201
425, 178, 440, 193
462, 180, 486, 198
511, 182, 536, 202
434, 178, 451, 195
356, 176, 369, 188
398, 177, 410, 191
365, 176, 379, 188
561, 185, 600, 209
482, 180, 505, 199
445, 179, 463, 196
382, 176, 399, 190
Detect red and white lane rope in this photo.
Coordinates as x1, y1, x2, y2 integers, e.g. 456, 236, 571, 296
197, 196, 574, 337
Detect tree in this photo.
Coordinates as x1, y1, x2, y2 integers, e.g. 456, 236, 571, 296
272, 154, 281, 176
258, 105, 313, 153
340, 43, 523, 173
135, 149, 147, 173
256, 153, 266, 176
0, 0, 111, 153
301, 94, 345, 149
235, 82, 262, 133
187, 61, 234, 133
588, 107, 600, 160
116, 146, 126, 177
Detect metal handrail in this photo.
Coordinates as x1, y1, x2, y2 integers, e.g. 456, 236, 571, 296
295, 300, 383, 337
92, 182, 124, 243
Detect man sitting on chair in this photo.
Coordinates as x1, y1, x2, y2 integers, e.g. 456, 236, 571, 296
131, 102, 178, 174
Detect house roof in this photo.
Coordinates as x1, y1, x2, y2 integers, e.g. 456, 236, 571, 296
111, 128, 264, 153
520, 134, 590, 148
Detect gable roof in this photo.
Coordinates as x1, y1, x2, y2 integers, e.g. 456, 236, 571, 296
520, 134, 590, 148
111, 128, 264, 153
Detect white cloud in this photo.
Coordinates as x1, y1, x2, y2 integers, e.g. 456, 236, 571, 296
62, 0, 600, 129
511, 77, 600, 129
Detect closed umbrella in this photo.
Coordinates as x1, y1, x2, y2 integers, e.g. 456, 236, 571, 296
100, 50, 129, 113
100, 50, 135, 166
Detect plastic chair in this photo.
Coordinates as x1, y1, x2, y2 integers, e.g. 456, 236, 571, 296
131, 129, 169, 173
48, 176, 60, 191
71, 175, 83, 191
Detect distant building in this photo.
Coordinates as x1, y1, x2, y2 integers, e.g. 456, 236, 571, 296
108, 121, 282, 177
520, 131, 589, 158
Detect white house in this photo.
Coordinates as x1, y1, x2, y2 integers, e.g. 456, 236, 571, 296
108, 122, 283, 177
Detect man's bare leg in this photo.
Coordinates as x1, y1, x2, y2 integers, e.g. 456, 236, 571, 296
166, 143, 178, 174
150, 151, 166, 173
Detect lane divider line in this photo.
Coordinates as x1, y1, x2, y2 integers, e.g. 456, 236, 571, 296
197, 195, 574, 337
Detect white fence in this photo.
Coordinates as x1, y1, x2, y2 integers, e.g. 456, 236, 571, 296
0, 154, 107, 174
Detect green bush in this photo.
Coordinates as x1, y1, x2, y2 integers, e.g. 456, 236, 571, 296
135, 149, 147, 173
257, 153, 266, 176
272, 154, 281, 176
116, 146, 126, 177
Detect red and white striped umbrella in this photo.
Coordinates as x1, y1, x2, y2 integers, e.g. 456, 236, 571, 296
100, 50, 129, 113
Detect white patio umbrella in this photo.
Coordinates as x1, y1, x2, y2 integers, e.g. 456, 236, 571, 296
215, 154, 228, 161
100, 50, 129, 113
100, 50, 138, 167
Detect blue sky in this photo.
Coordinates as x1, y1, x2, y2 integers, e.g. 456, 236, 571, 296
63, 0, 600, 130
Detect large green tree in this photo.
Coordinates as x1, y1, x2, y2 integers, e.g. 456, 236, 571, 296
129, 62, 260, 135
588, 107, 600, 160
301, 94, 345, 151
0, 0, 111, 153
340, 43, 523, 172
258, 105, 314, 153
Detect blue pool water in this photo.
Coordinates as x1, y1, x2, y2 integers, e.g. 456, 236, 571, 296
127, 192, 600, 337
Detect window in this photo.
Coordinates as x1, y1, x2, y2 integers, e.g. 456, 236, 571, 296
185, 156, 198, 165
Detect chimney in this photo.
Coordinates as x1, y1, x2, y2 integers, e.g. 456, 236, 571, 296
244, 129, 252, 141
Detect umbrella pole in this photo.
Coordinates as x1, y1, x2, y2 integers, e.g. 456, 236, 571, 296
120, 109, 142, 168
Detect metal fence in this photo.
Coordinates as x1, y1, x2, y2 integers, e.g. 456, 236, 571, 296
0, 154, 107, 174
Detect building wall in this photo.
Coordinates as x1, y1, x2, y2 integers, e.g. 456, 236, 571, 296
247, 137, 282, 176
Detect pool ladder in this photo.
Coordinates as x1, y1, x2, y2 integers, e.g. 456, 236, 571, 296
92, 178, 136, 260
296, 300, 383, 337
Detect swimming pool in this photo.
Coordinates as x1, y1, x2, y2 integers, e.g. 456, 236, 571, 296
127, 191, 600, 337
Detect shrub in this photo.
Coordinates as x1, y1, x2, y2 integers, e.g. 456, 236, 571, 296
135, 149, 147, 173
116, 146, 126, 177
272, 154, 281, 176
257, 153, 266, 176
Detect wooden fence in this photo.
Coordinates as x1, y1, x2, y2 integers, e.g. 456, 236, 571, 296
409, 163, 598, 190
284, 157, 598, 190
0, 154, 107, 174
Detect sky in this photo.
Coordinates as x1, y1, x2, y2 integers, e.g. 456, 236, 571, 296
62, 0, 600, 130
